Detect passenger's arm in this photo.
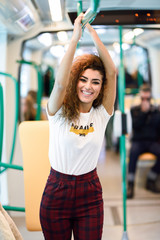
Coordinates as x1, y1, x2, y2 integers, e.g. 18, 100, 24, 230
85, 24, 117, 115
48, 14, 83, 116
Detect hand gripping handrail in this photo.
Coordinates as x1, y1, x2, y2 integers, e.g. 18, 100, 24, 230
77, 0, 100, 29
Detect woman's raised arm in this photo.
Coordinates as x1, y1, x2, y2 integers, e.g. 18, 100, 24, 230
86, 24, 117, 115
47, 14, 83, 116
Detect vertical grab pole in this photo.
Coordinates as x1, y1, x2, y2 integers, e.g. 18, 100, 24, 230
91, 0, 100, 11
77, 0, 100, 16
0, 83, 4, 163
118, 26, 129, 240
48, 66, 55, 96
35, 65, 42, 120
10, 75, 19, 164
0, 73, 19, 166
0, 76, 25, 212
77, 0, 83, 16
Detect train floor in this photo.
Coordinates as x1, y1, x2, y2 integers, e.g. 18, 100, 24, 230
13, 150, 160, 240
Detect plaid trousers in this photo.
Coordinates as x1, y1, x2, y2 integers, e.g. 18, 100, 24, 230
40, 168, 103, 240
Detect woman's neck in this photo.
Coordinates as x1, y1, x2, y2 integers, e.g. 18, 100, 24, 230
79, 103, 92, 113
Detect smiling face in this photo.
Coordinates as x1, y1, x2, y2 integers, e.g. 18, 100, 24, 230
76, 68, 103, 112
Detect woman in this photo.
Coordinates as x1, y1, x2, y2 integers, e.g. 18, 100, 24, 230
40, 14, 116, 240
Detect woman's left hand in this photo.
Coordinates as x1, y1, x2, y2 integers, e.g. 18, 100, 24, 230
72, 13, 84, 42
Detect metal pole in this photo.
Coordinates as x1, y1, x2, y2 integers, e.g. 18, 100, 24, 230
35, 65, 42, 120
3, 205, 25, 212
77, 0, 83, 16
0, 162, 23, 171
0, 73, 19, 167
0, 74, 25, 212
118, 26, 129, 240
80, 0, 100, 28
0, 83, 4, 164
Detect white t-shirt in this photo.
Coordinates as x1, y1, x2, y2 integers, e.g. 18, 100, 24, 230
47, 105, 112, 175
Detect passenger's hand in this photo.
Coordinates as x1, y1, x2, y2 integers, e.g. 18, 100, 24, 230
85, 23, 95, 33
72, 13, 84, 42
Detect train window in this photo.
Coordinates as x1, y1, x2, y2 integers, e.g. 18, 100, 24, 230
18, 27, 153, 121
123, 44, 150, 90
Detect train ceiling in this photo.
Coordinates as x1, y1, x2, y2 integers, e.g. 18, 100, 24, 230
0, 0, 160, 49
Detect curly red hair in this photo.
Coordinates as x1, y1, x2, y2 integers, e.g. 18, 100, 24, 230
62, 54, 106, 121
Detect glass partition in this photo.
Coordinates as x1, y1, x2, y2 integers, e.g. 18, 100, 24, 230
19, 27, 153, 121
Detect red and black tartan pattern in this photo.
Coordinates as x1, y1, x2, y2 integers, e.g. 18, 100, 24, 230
40, 168, 104, 240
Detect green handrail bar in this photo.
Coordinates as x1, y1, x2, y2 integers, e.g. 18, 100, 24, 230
3, 205, 25, 212
118, 26, 129, 240
0, 72, 20, 174
90, 0, 100, 11
36, 65, 42, 120
0, 83, 4, 164
17, 60, 43, 120
47, 66, 55, 95
77, 0, 100, 28
77, 1, 83, 16
0, 162, 23, 171
0, 74, 24, 212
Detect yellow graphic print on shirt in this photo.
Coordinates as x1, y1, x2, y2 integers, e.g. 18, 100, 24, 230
70, 123, 94, 136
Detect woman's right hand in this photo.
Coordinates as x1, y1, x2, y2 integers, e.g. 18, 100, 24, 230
72, 13, 84, 42
85, 23, 95, 33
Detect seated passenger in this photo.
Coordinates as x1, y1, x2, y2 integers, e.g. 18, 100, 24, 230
23, 90, 46, 121
127, 84, 160, 198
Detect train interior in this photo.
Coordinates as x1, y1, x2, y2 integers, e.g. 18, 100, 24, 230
0, 0, 160, 239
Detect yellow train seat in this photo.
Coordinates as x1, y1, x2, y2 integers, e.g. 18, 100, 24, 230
138, 153, 156, 161
19, 121, 50, 231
